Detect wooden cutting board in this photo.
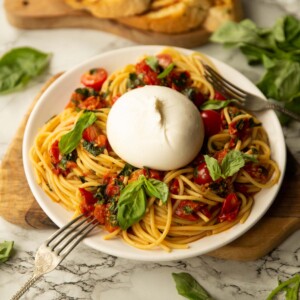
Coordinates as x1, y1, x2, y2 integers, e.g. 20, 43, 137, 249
0, 75, 299, 261
4, 0, 243, 48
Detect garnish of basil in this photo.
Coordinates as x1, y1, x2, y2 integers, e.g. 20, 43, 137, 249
117, 175, 169, 230
143, 178, 169, 204
0, 241, 14, 263
157, 63, 175, 79
117, 179, 146, 230
145, 56, 159, 72
0, 47, 51, 94
59, 112, 97, 155
199, 100, 235, 110
172, 272, 214, 300
204, 150, 256, 181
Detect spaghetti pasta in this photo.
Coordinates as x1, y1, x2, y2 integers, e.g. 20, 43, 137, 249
30, 48, 280, 252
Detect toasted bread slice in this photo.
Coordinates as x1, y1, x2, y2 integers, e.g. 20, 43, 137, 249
203, 0, 235, 32
64, 0, 151, 18
118, 0, 213, 34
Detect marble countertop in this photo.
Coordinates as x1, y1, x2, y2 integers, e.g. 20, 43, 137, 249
1, 0, 300, 299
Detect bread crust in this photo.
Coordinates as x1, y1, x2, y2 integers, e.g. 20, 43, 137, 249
64, 0, 151, 18
118, 0, 213, 34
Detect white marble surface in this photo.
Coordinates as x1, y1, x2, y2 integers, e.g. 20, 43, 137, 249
1, 0, 300, 299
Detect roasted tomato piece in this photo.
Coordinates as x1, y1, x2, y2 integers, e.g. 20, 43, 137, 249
214, 91, 227, 101
174, 200, 200, 221
81, 68, 107, 91
49, 140, 61, 164
94, 203, 106, 225
156, 53, 172, 68
200, 110, 222, 137
105, 176, 122, 197
136, 60, 161, 85
219, 193, 240, 222
213, 149, 228, 163
243, 162, 268, 183
170, 179, 180, 195
77, 96, 103, 110
83, 125, 100, 143
79, 188, 97, 214
194, 162, 213, 185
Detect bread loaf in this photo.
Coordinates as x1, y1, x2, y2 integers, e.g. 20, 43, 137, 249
64, 0, 151, 18
118, 0, 213, 34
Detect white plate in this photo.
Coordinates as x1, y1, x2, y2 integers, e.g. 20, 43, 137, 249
23, 46, 286, 261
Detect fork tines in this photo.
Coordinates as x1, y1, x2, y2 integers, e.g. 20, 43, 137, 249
46, 214, 99, 258
203, 64, 246, 102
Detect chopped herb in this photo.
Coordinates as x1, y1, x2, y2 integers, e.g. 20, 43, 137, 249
183, 205, 194, 214
145, 56, 159, 72
58, 150, 77, 170
172, 71, 189, 88
94, 184, 107, 203
118, 163, 137, 177
82, 140, 104, 157
157, 63, 175, 79
127, 73, 144, 89
79, 176, 86, 183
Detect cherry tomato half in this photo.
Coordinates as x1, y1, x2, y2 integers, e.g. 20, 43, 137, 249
81, 68, 108, 91
194, 162, 213, 185
200, 110, 222, 137
214, 91, 227, 101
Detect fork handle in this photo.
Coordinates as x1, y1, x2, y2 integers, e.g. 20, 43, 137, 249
11, 274, 42, 300
268, 101, 300, 122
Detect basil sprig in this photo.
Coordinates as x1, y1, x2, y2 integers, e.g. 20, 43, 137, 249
172, 272, 214, 300
59, 111, 97, 155
266, 273, 300, 300
199, 100, 235, 110
0, 47, 51, 94
0, 241, 14, 263
117, 175, 169, 230
204, 150, 256, 181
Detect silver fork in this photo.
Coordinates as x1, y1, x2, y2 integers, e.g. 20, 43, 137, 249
11, 214, 99, 300
204, 64, 300, 122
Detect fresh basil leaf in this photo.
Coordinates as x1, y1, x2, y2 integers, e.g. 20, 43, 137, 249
145, 56, 159, 72
211, 16, 300, 123
157, 63, 175, 79
172, 273, 214, 300
200, 100, 235, 110
0, 47, 51, 94
204, 155, 222, 181
118, 163, 137, 177
82, 140, 104, 156
221, 150, 245, 178
143, 177, 169, 204
117, 179, 146, 230
59, 112, 97, 155
0, 241, 14, 263
257, 60, 300, 102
